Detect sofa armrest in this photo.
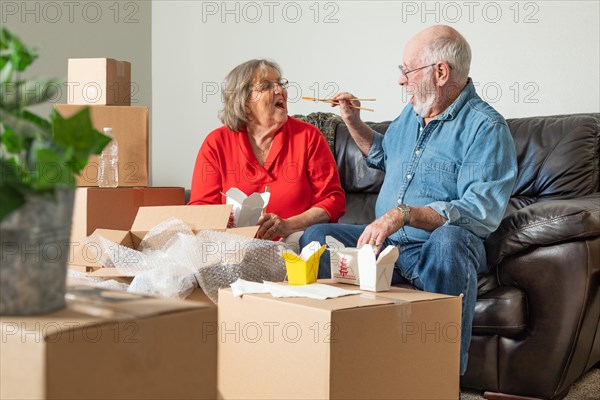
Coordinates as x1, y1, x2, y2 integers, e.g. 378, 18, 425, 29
485, 193, 600, 266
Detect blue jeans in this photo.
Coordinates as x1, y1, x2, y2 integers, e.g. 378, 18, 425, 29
300, 223, 487, 375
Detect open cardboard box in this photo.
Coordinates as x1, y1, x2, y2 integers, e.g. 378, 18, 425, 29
80, 205, 259, 277
69, 187, 185, 271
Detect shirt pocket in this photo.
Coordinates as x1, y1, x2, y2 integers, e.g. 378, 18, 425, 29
417, 157, 459, 202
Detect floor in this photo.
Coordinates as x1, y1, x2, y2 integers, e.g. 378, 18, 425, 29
460, 367, 600, 400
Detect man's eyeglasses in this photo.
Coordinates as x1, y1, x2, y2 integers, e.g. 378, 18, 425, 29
254, 78, 289, 92
398, 63, 436, 80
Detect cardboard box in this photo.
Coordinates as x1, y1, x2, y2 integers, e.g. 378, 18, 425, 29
84, 204, 259, 276
68, 58, 132, 105
55, 104, 149, 187
0, 286, 216, 399
217, 281, 461, 399
69, 187, 185, 269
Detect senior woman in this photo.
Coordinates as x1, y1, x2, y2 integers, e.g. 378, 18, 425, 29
189, 59, 345, 244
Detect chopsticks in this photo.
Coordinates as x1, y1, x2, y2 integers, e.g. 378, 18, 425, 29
301, 96, 375, 112
302, 96, 376, 102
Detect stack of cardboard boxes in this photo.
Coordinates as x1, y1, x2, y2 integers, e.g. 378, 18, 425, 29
59, 58, 186, 272
0, 59, 218, 399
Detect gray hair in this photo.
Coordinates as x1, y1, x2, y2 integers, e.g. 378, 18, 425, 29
218, 59, 282, 131
421, 32, 471, 84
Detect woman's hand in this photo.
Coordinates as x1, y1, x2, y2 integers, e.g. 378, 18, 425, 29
256, 213, 292, 240
227, 210, 235, 228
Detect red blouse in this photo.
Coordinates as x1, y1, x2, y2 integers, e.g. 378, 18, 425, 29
189, 117, 345, 222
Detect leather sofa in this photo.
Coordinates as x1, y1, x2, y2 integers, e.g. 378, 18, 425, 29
299, 112, 600, 400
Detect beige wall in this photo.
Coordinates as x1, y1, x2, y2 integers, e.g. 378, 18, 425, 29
3, 0, 152, 175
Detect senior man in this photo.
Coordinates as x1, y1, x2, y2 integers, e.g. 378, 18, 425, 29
300, 25, 517, 375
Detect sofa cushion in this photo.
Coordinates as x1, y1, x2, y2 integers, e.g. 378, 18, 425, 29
472, 286, 527, 337
486, 193, 600, 265
339, 193, 377, 224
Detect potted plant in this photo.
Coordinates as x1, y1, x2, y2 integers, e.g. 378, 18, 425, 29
0, 28, 110, 315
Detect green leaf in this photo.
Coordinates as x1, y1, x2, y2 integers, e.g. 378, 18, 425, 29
0, 78, 63, 110
0, 28, 38, 78
0, 158, 20, 185
0, 184, 25, 221
30, 147, 75, 190
0, 126, 21, 153
0, 108, 48, 139
0, 159, 26, 221
21, 110, 51, 132
50, 107, 110, 174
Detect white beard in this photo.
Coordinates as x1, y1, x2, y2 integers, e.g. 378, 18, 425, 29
412, 73, 437, 118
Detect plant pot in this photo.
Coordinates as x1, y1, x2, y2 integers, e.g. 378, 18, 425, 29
0, 188, 75, 315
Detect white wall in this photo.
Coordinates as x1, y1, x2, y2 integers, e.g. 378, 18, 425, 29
8, 1, 598, 190
152, 0, 599, 189
152, 0, 600, 189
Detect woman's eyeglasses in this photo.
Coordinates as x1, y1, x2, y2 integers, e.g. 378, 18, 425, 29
254, 78, 289, 92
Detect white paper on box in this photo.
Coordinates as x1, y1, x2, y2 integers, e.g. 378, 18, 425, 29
225, 188, 270, 227
326, 236, 361, 285
229, 279, 361, 300
230, 278, 271, 297
358, 245, 399, 292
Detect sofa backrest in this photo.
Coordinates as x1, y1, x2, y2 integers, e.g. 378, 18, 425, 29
330, 113, 600, 224
505, 113, 600, 212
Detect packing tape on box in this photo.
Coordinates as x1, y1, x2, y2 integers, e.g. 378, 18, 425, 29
359, 292, 413, 321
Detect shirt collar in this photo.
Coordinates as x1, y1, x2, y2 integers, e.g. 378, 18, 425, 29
440, 77, 475, 120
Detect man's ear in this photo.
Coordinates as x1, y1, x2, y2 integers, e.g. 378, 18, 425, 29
435, 62, 451, 87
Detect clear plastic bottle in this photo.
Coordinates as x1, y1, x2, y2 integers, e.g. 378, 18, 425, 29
98, 127, 119, 188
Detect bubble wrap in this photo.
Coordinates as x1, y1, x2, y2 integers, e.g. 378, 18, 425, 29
67, 269, 130, 292
89, 218, 287, 302
194, 230, 287, 303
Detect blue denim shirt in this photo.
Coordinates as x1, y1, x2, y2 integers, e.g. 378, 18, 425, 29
366, 78, 517, 244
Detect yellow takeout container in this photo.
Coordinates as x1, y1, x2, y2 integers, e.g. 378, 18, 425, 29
281, 243, 327, 285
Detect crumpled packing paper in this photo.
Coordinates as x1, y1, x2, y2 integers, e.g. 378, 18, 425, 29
85, 218, 287, 303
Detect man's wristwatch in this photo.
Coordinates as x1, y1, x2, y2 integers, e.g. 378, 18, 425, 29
396, 202, 411, 226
